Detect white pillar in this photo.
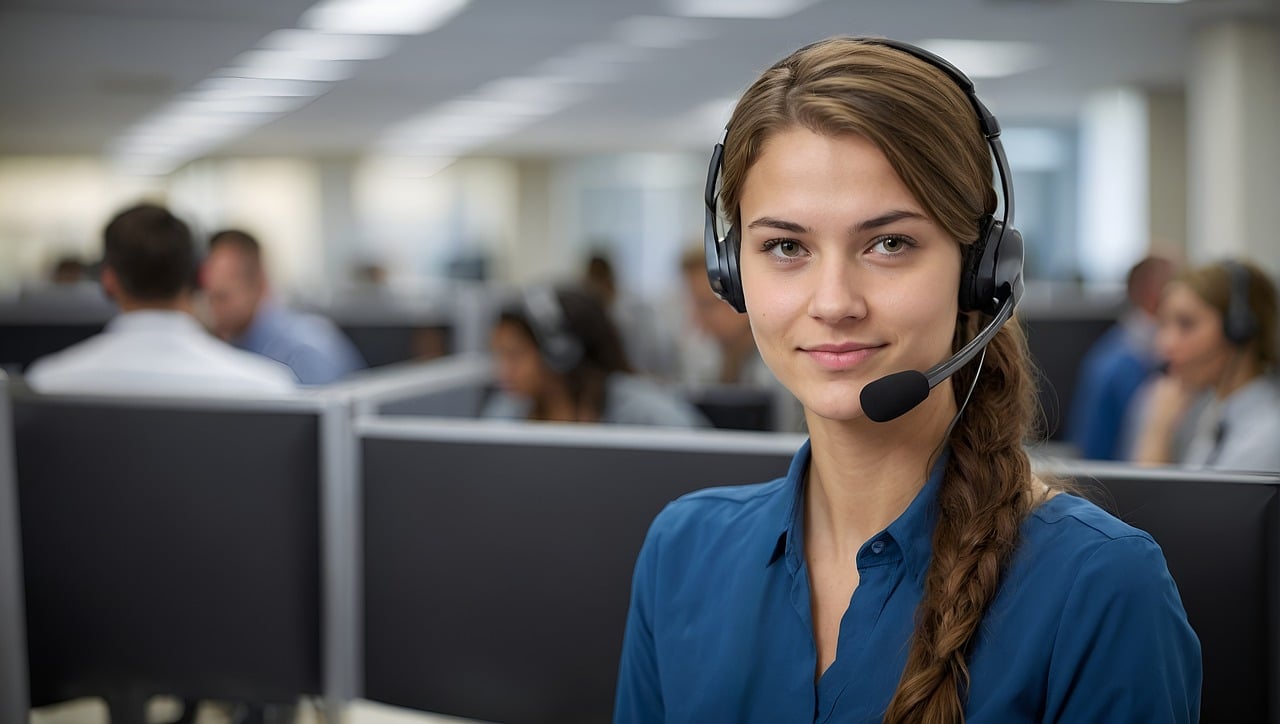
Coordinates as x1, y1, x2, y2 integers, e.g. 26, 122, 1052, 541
1188, 20, 1280, 276
1078, 88, 1150, 283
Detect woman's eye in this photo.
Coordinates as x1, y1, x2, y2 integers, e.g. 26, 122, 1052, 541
763, 239, 804, 259
871, 235, 913, 255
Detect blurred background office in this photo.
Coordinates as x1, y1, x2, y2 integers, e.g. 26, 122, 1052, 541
2, 0, 1280, 722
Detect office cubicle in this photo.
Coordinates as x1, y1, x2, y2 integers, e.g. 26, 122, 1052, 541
10, 387, 360, 721
356, 419, 1277, 724
359, 418, 804, 723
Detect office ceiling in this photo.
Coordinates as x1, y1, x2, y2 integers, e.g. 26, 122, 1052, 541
0, 0, 1276, 161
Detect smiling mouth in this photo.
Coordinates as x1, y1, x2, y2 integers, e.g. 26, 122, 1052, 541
802, 345, 884, 370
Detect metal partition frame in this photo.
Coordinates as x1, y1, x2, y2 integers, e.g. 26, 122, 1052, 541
321, 352, 494, 418
0, 374, 29, 722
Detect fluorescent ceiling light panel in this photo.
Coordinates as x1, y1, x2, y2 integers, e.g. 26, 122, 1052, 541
260, 29, 396, 61
302, 0, 471, 35
192, 77, 329, 99
226, 49, 354, 82
666, 0, 823, 19
914, 39, 1044, 79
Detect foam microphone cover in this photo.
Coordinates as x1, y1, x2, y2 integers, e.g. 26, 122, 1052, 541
861, 370, 931, 423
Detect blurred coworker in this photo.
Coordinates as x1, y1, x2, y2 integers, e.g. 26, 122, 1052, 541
678, 245, 774, 386
26, 204, 296, 395
1133, 260, 1280, 472
580, 250, 680, 381
203, 229, 364, 385
483, 286, 710, 427
1067, 255, 1175, 459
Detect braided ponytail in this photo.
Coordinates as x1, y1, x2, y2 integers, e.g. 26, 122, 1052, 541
882, 315, 1038, 723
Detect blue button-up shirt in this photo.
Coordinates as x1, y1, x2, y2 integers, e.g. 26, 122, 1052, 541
615, 442, 1201, 723
236, 302, 364, 385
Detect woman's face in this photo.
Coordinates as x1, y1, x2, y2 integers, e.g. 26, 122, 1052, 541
1156, 282, 1232, 389
490, 320, 547, 398
737, 127, 962, 423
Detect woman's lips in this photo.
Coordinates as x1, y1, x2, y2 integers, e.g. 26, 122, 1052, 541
802, 343, 884, 371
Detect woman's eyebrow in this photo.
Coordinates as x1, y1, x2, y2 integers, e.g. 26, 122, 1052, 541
854, 209, 927, 233
746, 216, 809, 234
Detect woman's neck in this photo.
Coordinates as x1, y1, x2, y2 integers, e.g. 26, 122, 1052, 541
803, 390, 954, 557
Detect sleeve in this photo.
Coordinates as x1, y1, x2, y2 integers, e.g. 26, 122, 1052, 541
614, 511, 667, 724
1044, 535, 1202, 723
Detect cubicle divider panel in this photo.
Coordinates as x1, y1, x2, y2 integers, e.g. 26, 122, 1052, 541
14, 392, 325, 708
1050, 462, 1280, 723
360, 419, 802, 724
0, 376, 29, 721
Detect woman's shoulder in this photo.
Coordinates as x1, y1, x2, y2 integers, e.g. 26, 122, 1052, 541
1017, 492, 1169, 585
648, 477, 792, 543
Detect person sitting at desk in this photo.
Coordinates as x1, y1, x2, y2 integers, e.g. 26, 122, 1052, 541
1067, 254, 1174, 460
25, 203, 296, 396
202, 229, 364, 385
1132, 259, 1280, 472
483, 286, 709, 428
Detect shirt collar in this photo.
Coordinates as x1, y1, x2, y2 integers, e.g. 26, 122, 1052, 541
106, 309, 204, 334
768, 441, 949, 582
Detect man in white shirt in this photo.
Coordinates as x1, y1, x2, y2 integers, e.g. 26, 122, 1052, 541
26, 203, 297, 395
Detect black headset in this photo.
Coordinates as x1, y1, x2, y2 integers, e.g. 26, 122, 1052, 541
702, 37, 1026, 422
520, 286, 585, 373
704, 37, 1022, 317
1222, 260, 1259, 346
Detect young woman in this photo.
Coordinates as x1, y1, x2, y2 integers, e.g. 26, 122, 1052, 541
614, 37, 1200, 723
1133, 259, 1280, 471
483, 286, 709, 427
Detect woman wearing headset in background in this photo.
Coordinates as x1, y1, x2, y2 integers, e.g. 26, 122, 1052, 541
483, 286, 710, 428
614, 37, 1200, 723
1133, 260, 1280, 472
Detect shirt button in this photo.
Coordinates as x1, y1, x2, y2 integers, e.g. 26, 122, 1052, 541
871, 540, 886, 555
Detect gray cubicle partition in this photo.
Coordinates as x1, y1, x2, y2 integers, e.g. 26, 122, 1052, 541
359, 418, 804, 724
11, 388, 359, 721
358, 420, 1279, 724
0, 375, 29, 723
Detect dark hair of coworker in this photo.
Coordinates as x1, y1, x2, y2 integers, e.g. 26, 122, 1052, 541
498, 287, 634, 421
102, 202, 196, 301
208, 228, 265, 279
718, 37, 1041, 723
1180, 260, 1278, 372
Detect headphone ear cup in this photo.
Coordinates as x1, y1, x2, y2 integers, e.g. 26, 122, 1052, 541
959, 216, 999, 313
722, 225, 747, 313
1223, 263, 1258, 346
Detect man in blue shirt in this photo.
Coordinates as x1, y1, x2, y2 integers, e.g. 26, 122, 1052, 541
202, 229, 364, 385
1068, 255, 1174, 459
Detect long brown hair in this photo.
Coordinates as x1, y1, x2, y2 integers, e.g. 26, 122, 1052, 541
718, 37, 1040, 722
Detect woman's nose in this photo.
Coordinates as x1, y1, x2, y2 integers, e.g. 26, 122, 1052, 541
807, 257, 867, 323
